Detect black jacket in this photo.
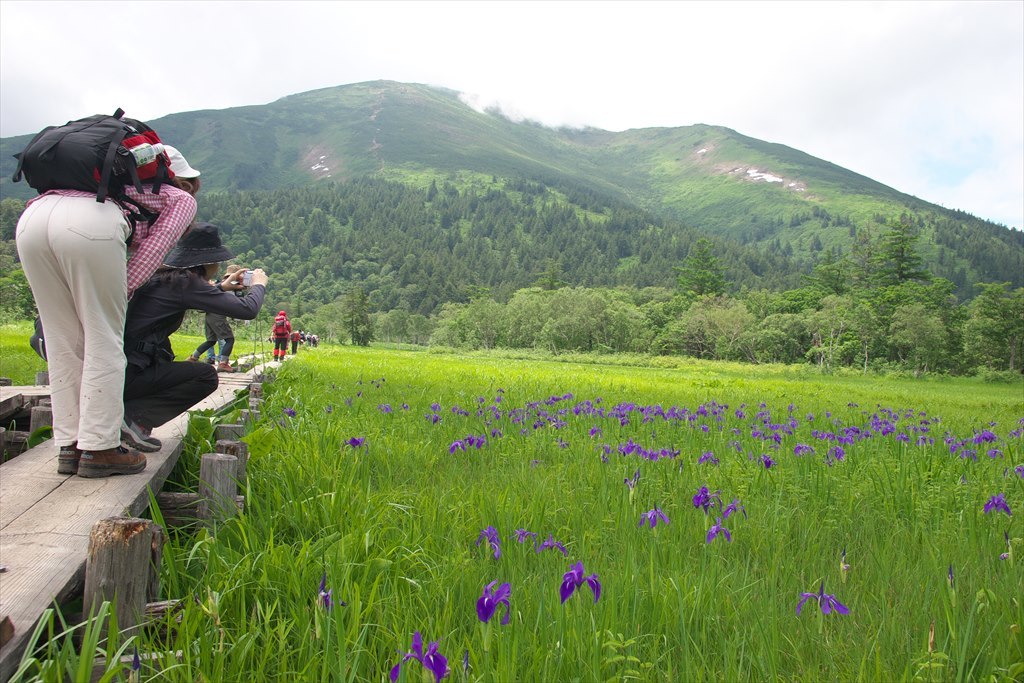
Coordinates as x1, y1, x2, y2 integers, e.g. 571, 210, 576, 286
124, 271, 266, 369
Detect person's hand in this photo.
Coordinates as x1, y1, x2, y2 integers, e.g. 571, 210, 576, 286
250, 269, 269, 287
219, 273, 245, 292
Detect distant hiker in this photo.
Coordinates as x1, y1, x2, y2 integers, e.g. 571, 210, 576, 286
14, 121, 199, 477
188, 264, 243, 372
273, 311, 291, 360
290, 327, 302, 355
120, 223, 267, 452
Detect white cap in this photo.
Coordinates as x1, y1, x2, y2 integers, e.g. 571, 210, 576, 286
163, 144, 201, 178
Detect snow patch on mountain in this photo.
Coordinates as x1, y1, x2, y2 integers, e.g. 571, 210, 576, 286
303, 147, 334, 179
726, 165, 806, 192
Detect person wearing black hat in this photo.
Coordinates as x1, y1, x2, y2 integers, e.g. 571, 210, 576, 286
113, 223, 268, 460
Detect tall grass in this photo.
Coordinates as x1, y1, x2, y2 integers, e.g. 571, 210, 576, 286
13, 346, 1024, 682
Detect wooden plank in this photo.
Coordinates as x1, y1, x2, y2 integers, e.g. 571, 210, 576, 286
0, 394, 25, 423
0, 361, 276, 681
0, 387, 50, 403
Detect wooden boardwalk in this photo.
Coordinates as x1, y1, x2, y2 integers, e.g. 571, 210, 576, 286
0, 359, 277, 681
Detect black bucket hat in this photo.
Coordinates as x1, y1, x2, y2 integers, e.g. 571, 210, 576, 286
163, 222, 234, 268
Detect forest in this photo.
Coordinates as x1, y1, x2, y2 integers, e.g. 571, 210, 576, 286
0, 176, 1021, 378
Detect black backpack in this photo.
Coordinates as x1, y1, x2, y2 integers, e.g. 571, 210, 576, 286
11, 108, 172, 229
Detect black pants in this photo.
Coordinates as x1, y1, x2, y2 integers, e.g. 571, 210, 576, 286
195, 337, 235, 357
291, 339, 299, 354
275, 338, 288, 355
124, 361, 219, 429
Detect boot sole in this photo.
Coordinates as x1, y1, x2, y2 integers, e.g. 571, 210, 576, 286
121, 432, 161, 453
77, 460, 147, 478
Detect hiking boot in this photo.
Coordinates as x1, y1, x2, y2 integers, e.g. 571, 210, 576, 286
77, 446, 146, 478
217, 361, 236, 373
121, 418, 161, 452
206, 357, 217, 365
57, 443, 81, 475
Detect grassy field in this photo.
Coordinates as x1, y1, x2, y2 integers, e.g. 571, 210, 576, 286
7, 333, 1024, 682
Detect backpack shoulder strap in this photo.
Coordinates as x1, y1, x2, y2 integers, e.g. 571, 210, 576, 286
97, 109, 133, 202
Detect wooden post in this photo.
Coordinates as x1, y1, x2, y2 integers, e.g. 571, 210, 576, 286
214, 423, 244, 441
0, 427, 6, 459
249, 383, 263, 398
249, 397, 264, 412
216, 439, 249, 482
199, 453, 239, 524
29, 405, 53, 433
34, 371, 49, 385
84, 518, 163, 635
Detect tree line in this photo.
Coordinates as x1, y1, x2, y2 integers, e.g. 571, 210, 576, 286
0, 178, 1021, 377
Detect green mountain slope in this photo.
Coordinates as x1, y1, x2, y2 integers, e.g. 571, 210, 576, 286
1, 80, 1020, 294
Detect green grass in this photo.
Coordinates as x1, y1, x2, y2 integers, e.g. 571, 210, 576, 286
10, 343, 1024, 682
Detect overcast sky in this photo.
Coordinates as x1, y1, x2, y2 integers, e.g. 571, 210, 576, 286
2, 0, 1021, 229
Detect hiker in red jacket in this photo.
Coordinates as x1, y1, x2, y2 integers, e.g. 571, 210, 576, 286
272, 311, 291, 360
290, 328, 302, 355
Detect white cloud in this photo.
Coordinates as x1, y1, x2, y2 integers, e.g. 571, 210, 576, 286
1, 0, 1020, 228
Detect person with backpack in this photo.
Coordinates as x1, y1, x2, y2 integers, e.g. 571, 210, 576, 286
119, 223, 268, 453
14, 112, 199, 477
273, 311, 291, 360
291, 328, 302, 355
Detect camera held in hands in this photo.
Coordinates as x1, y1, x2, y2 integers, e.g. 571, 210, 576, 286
241, 270, 254, 287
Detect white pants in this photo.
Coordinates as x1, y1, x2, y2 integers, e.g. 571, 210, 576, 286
16, 195, 129, 451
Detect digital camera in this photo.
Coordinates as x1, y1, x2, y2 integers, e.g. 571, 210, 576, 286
241, 270, 254, 287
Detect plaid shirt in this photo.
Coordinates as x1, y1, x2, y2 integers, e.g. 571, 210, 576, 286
28, 186, 197, 296
121, 184, 196, 294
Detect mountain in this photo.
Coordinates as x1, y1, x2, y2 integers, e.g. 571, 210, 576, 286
1, 80, 1021, 296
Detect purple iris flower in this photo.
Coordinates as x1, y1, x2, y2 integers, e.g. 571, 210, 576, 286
476, 581, 512, 626
706, 518, 731, 543
1000, 531, 1011, 561
449, 440, 466, 454
722, 499, 746, 520
639, 507, 670, 528
983, 493, 1012, 516
515, 529, 537, 544
283, 407, 297, 418
344, 437, 365, 449
537, 534, 568, 555
318, 571, 333, 610
692, 486, 721, 513
973, 429, 998, 444
947, 564, 955, 589
126, 646, 140, 681
624, 469, 641, 490
560, 561, 601, 604
793, 444, 815, 456
698, 451, 719, 466
761, 454, 775, 469
796, 583, 849, 616
589, 426, 603, 438
390, 632, 450, 682
476, 526, 501, 559
1016, 465, 1024, 479
378, 404, 393, 414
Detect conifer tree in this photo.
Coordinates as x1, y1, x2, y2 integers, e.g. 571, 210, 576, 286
676, 238, 728, 297
875, 216, 931, 286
